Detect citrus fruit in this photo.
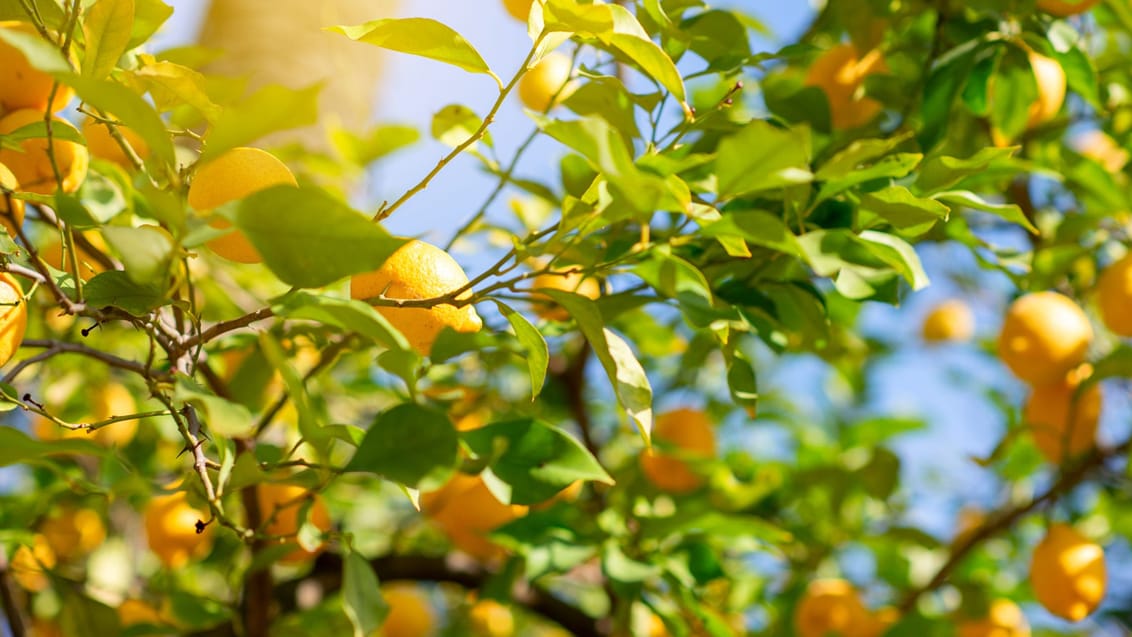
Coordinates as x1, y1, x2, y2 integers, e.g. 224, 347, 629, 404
957, 599, 1030, 637
1023, 364, 1100, 464
1025, 49, 1065, 129
1097, 252, 1132, 336
420, 473, 526, 562
35, 381, 138, 446
0, 109, 89, 195
922, 299, 975, 343
0, 21, 75, 113
117, 599, 167, 627
350, 239, 483, 356
1036, 0, 1100, 15
187, 147, 298, 263
9, 534, 56, 591
0, 273, 26, 368
82, 116, 150, 168
0, 162, 26, 238
143, 488, 214, 568
503, 0, 533, 21
640, 408, 717, 494
804, 43, 888, 130
1030, 523, 1106, 622
996, 291, 1092, 385
39, 505, 106, 561
531, 270, 601, 321
518, 52, 575, 112
256, 482, 332, 563
469, 598, 514, 637
1073, 130, 1128, 173
379, 584, 435, 637
39, 235, 108, 282
793, 579, 871, 637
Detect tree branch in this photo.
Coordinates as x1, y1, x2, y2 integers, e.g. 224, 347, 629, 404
6, 339, 168, 383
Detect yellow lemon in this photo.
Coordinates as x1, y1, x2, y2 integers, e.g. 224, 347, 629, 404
187, 147, 298, 263
351, 239, 483, 356
256, 483, 332, 563
996, 292, 1092, 385
1030, 523, 1106, 622
1023, 364, 1100, 464
1097, 252, 1132, 337
117, 599, 167, 627
1073, 130, 1128, 173
502, 0, 533, 21
793, 579, 870, 637
143, 489, 214, 568
378, 584, 435, 637
0, 21, 75, 113
39, 506, 106, 561
420, 473, 526, 562
804, 43, 888, 130
10, 534, 56, 592
0, 162, 26, 239
0, 109, 88, 195
518, 52, 575, 112
0, 272, 27, 368
922, 299, 975, 343
531, 270, 601, 322
1025, 49, 1065, 129
957, 599, 1030, 637
469, 598, 514, 637
640, 408, 717, 494
82, 116, 150, 169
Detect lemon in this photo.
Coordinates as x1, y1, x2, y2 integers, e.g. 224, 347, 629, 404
502, 0, 533, 21
9, 534, 56, 592
1030, 523, 1105, 622
1025, 49, 1065, 129
0, 21, 75, 113
39, 506, 106, 561
793, 579, 870, 637
187, 147, 298, 263
804, 43, 888, 130
351, 239, 483, 356
0, 109, 89, 195
378, 584, 435, 637
922, 299, 975, 343
0, 162, 26, 239
0, 273, 26, 368
996, 292, 1092, 385
531, 270, 601, 322
957, 599, 1030, 637
1023, 364, 1100, 464
83, 116, 150, 169
469, 598, 514, 637
1073, 130, 1128, 173
518, 53, 575, 112
1097, 252, 1132, 336
420, 473, 526, 562
143, 489, 214, 568
640, 408, 717, 494
256, 483, 332, 563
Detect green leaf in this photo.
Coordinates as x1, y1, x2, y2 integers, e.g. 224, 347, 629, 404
83, 270, 167, 316
632, 249, 719, 327
259, 332, 331, 459
328, 18, 494, 79
815, 133, 914, 180
54, 193, 100, 228
330, 123, 419, 165
932, 190, 1037, 234
715, 120, 812, 198
494, 301, 548, 399
133, 60, 222, 122
101, 225, 174, 285
272, 291, 411, 352
859, 230, 930, 291
989, 45, 1038, 142
698, 210, 801, 257
562, 76, 641, 142
129, 0, 173, 48
343, 551, 386, 637
61, 74, 176, 169
542, 290, 652, 444
431, 104, 491, 150
0, 26, 71, 73
916, 146, 1018, 193
0, 426, 104, 466
722, 346, 758, 412
233, 185, 403, 288
918, 39, 979, 150
173, 378, 256, 438
199, 84, 320, 162
602, 542, 660, 584
462, 419, 612, 505
858, 185, 950, 231
83, 0, 134, 80
345, 404, 458, 487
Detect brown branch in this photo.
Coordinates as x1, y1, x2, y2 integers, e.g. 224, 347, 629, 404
896, 437, 1132, 612
237, 437, 272, 637
7, 339, 167, 383
175, 307, 276, 357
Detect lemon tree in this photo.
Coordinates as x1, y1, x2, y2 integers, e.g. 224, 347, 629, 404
1, 1, 1132, 636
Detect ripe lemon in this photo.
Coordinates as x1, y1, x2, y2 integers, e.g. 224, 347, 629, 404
39, 506, 106, 561
793, 579, 871, 637
1097, 252, 1132, 336
0, 273, 26, 368
39, 235, 108, 282
469, 598, 514, 637
82, 116, 149, 168
1023, 364, 1100, 464
0, 162, 26, 238
1073, 130, 1128, 173
502, 0, 533, 21
143, 489, 214, 568
518, 52, 575, 112
996, 292, 1092, 385
804, 43, 888, 130
0, 21, 75, 113
1025, 50, 1065, 129
187, 147, 298, 263
379, 584, 435, 637
1037, 0, 1100, 15
350, 239, 483, 356
9, 534, 56, 591
35, 381, 138, 446
256, 483, 332, 563
1030, 523, 1105, 622
420, 473, 526, 562
0, 110, 89, 195
859, 607, 899, 637
922, 299, 975, 343
957, 599, 1030, 637
531, 270, 601, 322
640, 408, 717, 494
118, 599, 167, 627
